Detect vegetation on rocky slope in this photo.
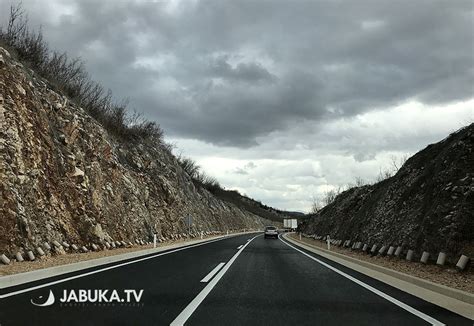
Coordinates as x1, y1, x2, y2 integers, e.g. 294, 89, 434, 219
301, 124, 474, 259
0, 4, 163, 142
0, 5, 287, 255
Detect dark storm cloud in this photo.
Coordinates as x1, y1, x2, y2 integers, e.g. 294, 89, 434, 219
2, 0, 473, 147
209, 55, 277, 83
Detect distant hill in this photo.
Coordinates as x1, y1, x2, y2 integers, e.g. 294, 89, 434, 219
208, 188, 298, 224
283, 211, 306, 217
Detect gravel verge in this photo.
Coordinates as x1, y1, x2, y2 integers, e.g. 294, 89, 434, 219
289, 234, 473, 294
0, 237, 208, 277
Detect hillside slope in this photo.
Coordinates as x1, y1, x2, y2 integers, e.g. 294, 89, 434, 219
0, 47, 272, 254
209, 188, 295, 223
302, 124, 474, 259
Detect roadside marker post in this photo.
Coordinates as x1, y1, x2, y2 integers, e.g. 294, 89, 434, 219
184, 215, 193, 241
153, 234, 157, 248
327, 235, 331, 250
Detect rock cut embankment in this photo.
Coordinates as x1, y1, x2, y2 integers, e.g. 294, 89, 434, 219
0, 46, 271, 255
302, 124, 474, 260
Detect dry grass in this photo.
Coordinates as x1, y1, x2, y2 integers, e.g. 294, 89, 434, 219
0, 3, 163, 143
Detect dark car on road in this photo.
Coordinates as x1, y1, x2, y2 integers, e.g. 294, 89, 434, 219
264, 226, 278, 239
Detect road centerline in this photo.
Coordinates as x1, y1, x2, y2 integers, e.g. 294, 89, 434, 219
279, 234, 445, 326
200, 263, 225, 283
170, 234, 261, 326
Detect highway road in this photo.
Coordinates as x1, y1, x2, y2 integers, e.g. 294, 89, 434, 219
0, 232, 471, 325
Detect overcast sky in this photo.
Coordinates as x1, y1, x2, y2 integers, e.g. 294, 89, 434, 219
2, 0, 473, 212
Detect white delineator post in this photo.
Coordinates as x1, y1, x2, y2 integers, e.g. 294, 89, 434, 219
299, 233, 302, 240
456, 255, 470, 270
436, 252, 446, 266
153, 234, 157, 248
327, 235, 331, 250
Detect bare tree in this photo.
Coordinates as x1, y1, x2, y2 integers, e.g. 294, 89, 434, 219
389, 155, 400, 172
354, 176, 365, 187
322, 186, 343, 206
310, 195, 322, 214
390, 153, 410, 173
400, 153, 409, 168
5, 3, 27, 43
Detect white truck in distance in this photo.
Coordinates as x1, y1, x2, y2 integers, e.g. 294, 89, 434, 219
283, 218, 298, 231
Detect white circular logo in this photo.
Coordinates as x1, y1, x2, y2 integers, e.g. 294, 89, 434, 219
31, 290, 55, 307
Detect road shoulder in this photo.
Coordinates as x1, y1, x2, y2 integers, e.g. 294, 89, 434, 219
0, 232, 254, 290
283, 233, 474, 320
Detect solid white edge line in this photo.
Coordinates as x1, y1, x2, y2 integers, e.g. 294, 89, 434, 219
0, 235, 238, 299
237, 245, 243, 250
200, 263, 225, 283
170, 234, 261, 326
279, 234, 445, 326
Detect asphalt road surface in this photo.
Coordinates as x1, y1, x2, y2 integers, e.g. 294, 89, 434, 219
0, 233, 471, 325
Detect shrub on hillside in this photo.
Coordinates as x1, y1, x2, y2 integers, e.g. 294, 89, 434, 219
177, 155, 222, 192
0, 4, 163, 142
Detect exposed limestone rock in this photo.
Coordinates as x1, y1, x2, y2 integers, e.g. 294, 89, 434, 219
0, 47, 271, 256
302, 125, 474, 259
72, 167, 85, 177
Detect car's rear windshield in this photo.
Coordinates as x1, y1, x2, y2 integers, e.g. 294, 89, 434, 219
265, 226, 276, 230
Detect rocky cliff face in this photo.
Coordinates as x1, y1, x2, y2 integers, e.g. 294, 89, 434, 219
302, 124, 474, 259
0, 47, 270, 254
